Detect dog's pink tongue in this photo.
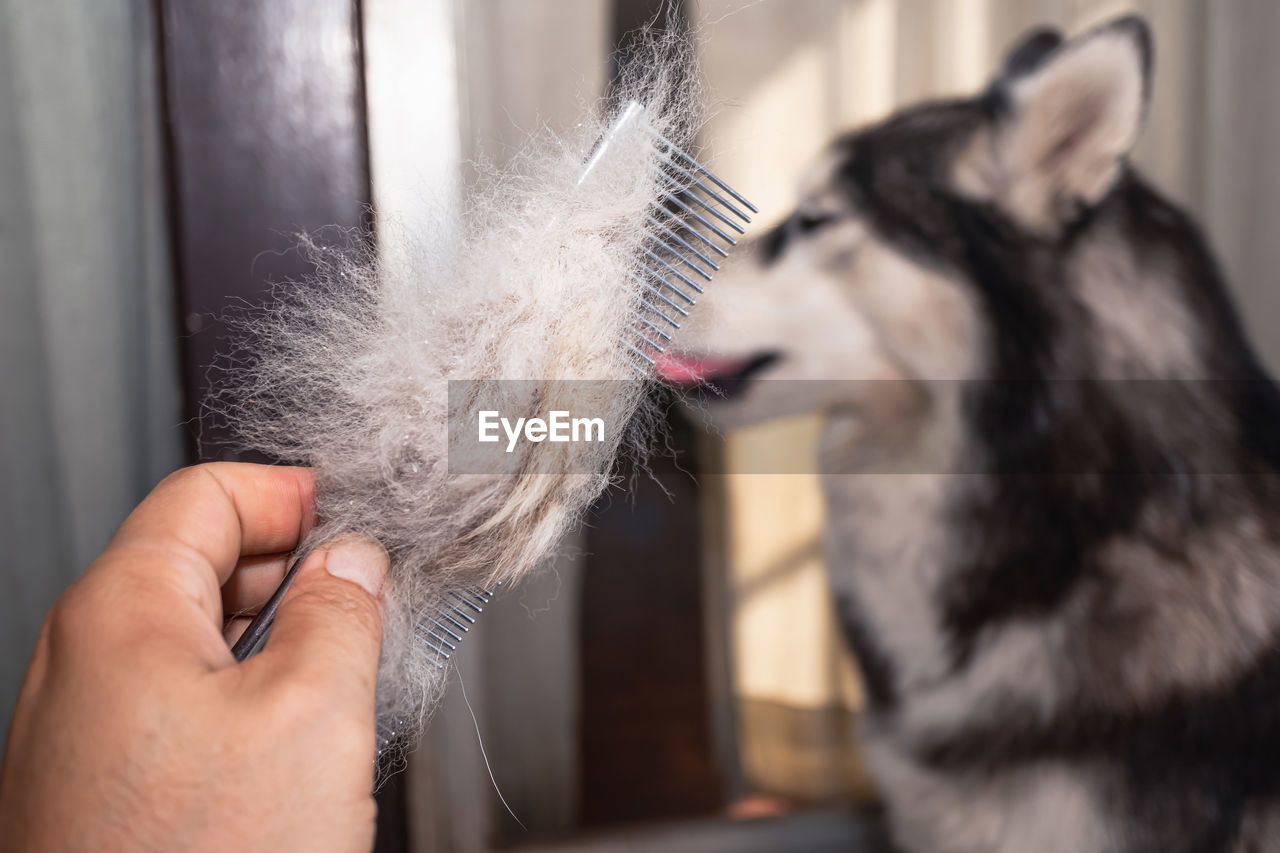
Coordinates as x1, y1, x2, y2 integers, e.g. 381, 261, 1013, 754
654, 353, 752, 387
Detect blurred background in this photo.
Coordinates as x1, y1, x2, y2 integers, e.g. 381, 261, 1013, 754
4, 1, 1280, 850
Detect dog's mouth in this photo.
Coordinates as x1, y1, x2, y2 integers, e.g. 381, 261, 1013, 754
653, 351, 781, 398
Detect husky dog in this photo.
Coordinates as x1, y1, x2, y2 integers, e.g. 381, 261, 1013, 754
662, 17, 1280, 852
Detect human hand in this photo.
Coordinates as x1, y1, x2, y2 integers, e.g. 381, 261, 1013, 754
0, 463, 389, 852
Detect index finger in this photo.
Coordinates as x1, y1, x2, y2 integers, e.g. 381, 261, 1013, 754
88, 463, 315, 636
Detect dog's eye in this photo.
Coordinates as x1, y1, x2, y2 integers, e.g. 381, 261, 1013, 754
794, 210, 837, 234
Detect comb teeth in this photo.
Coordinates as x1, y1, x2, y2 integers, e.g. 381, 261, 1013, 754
627, 107, 756, 370
413, 585, 496, 666
377, 583, 498, 763
577, 100, 756, 370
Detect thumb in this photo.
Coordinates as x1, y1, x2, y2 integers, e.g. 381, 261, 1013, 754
254, 536, 389, 705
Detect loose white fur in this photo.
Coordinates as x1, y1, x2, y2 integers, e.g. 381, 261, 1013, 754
213, 32, 703, 743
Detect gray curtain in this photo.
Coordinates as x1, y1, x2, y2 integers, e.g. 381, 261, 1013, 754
0, 0, 183, 722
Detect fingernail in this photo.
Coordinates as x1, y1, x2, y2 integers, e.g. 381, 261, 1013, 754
325, 538, 388, 597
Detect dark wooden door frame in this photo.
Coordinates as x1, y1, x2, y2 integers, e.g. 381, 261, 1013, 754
156, 0, 372, 461
154, 1, 407, 849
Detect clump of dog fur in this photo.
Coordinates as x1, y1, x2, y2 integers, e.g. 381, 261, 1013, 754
215, 32, 699, 742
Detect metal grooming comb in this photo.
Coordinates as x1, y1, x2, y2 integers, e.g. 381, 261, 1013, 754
230, 98, 756, 763
375, 583, 496, 758
580, 100, 757, 370
228, 544, 495, 667
375, 105, 755, 759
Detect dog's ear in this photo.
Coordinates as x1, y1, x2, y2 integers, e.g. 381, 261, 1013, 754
995, 26, 1064, 82
956, 16, 1152, 234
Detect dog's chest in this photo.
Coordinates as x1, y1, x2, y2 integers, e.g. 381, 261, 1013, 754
822, 468, 959, 691
817, 393, 975, 691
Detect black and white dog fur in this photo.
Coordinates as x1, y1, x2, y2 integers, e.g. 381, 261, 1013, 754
674, 17, 1280, 852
